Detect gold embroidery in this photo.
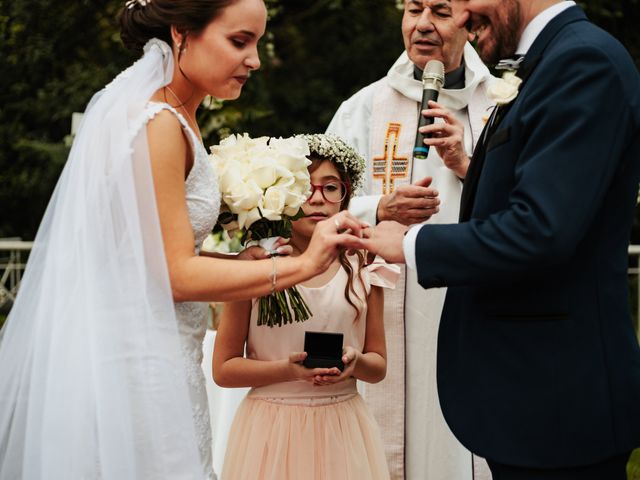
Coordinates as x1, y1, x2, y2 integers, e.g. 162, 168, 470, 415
373, 122, 409, 194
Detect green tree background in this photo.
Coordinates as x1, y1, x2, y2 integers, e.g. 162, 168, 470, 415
2, 0, 638, 240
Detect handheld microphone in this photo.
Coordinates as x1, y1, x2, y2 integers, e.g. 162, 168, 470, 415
413, 60, 445, 160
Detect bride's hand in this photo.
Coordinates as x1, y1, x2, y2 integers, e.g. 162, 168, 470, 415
300, 212, 368, 276
236, 237, 292, 260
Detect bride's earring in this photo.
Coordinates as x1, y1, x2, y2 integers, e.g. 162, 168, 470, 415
177, 42, 187, 62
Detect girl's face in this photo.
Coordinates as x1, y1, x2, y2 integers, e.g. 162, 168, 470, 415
292, 160, 346, 240
181, 0, 266, 100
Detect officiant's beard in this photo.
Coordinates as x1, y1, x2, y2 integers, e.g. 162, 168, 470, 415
475, 0, 521, 66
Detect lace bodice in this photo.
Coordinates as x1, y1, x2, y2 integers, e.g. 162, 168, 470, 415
142, 102, 220, 479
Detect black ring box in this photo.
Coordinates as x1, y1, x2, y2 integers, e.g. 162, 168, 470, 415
302, 331, 345, 371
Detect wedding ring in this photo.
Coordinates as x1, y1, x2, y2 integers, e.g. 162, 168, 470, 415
334, 218, 341, 230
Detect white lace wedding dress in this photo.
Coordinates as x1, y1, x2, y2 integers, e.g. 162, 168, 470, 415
143, 102, 221, 479
0, 40, 220, 480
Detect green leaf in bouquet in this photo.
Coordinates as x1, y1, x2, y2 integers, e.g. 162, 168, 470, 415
289, 208, 306, 222
217, 210, 236, 225
257, 285, 312, 328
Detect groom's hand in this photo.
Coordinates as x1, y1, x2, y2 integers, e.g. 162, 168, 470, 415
376, 176, 440, 225
361, 221, 408, 264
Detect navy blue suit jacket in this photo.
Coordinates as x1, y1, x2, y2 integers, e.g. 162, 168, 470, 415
415, 6, 640, 467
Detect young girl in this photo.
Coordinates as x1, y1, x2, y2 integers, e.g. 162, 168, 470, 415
213, 133, 399, 480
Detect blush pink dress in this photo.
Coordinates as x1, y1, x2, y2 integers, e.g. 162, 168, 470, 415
220, 257, 399, 480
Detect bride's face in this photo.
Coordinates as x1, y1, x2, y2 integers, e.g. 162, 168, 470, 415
293, 160, 345, 241
180, 0, 266, 100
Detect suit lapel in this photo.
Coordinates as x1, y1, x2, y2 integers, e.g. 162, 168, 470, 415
459, 107, 497, 221
458, 6, 588, 221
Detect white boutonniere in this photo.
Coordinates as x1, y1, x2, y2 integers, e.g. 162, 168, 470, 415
488, 70, 523, 106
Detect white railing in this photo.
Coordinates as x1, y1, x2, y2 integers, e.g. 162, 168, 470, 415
0, 240, 33, 311
629, 245, 640, 343
2, 241, 640, 341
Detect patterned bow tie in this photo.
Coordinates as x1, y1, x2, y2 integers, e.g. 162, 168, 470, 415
495, 55, 525, 71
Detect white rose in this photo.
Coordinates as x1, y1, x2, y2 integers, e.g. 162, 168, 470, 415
488, 71, 523, 106
273, 166, 296, 188
292, 172, 312, 198
210, 134, 269, 167
225, 179, 263, 212
269, 137, 311, 173
283, 203, 304, 217
269, 136, 310, 159
247, 162, 278, 189
237, 207, 262, 230
210, 135, 243, 161
218, 165, 244, 193
284, 185, 307, 207
245, 135, 270, 151
278, 153, 312, 173
260, 186, 287, 221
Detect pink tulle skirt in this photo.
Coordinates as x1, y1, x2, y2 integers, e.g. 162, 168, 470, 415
220, 393, 390, 480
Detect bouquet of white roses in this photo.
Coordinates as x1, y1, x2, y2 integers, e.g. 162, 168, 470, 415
209, 133, 313, 327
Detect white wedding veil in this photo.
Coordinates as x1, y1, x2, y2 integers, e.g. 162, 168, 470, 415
0, 40, 204, 479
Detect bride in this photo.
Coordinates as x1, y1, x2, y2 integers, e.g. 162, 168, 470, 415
0, 0, 365, 478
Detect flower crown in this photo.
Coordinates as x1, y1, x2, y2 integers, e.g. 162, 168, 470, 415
296, 133, 366, 191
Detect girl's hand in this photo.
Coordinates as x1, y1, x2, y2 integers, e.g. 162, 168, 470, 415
236, 237, 292, 260
312, 346, 359, 386
288, 352, 340, 383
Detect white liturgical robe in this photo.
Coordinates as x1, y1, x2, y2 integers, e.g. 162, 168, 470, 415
327, 43, 495, 480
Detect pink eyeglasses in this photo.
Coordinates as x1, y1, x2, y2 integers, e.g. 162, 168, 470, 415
306, 181, 349, 204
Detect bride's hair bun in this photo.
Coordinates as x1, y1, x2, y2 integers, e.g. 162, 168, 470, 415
119, 0, 234, 53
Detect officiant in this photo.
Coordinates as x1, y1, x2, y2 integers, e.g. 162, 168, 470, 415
326, 0, 496, 478
358, 1, 640, 478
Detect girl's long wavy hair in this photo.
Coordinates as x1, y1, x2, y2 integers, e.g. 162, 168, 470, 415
308, 155, 366, 322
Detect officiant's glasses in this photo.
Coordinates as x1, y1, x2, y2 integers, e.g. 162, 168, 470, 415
307, 181, 348, 204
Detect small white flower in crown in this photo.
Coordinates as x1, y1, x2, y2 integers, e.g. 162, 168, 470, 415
126, 0, 151, 9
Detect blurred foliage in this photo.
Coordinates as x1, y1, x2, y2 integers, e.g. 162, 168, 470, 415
0, 0, 134, 239
202, 230, 243, 254
0, 0, 638, 240
223, 0, 403, 139
629, 448, 640, 480
578, 0, 640, 67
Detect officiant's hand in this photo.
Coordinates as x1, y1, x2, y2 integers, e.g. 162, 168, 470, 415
419, 100, 470, 179
359, 221, 408, 265
288, 352, 340, 383
376, 176, 439, 225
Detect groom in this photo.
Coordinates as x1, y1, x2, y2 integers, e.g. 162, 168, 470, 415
357, 0, 640, 478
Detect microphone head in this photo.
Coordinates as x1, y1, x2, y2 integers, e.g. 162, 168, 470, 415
422, 60, 445, 89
